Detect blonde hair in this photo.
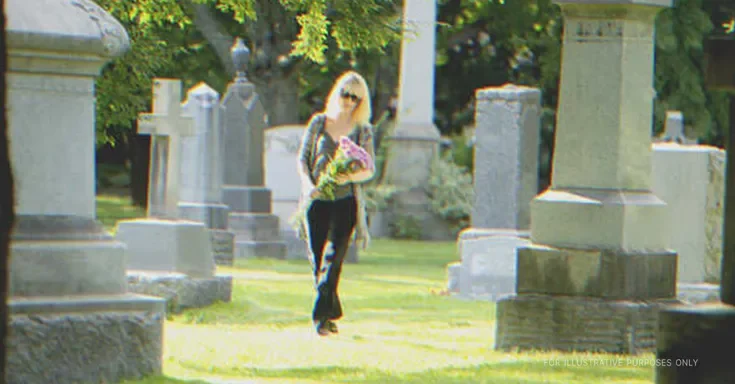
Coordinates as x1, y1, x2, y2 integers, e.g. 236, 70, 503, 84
324, 71, 372, 126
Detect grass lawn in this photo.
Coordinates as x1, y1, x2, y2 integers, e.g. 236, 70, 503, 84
98, 194, 657, 384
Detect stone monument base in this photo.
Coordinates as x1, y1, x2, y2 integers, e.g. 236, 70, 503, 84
6, 294, 165, 384
179, 201, 229, 229
127, 271, 233, 313
495, 294, 681, 354
677, 283, 720, 305
656, 303, 735, 383
282, 227, 308, 260
115, 219, 216, 275
229, 212, 286, 259
456, 228, 531, 300
211, 229, 235, 266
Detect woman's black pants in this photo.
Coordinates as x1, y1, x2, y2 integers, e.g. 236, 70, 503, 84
306, 195, 357, 322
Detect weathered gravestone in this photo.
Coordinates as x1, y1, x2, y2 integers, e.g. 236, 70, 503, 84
495, 0, 679, 354
381, 0, 453, 240
265, 125, 309, 259
448, 84, 540, 300
179, 82, 235, 266
222, 39, 286, 259
264, 124, 359, 263
5, 1, 164, 382
655, 33, 735, 384
652, 110, 724, 304
116, 78, 232, 312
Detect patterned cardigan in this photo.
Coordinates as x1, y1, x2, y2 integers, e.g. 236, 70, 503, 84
297, 113, 375, 250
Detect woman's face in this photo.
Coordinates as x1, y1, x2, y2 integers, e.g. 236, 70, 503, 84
338, 83, 362, 113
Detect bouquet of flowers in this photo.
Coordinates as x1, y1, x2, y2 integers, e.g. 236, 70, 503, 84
316, 136, 373, 200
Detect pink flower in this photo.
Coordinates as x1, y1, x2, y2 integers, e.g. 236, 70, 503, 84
338, 136, 373, 170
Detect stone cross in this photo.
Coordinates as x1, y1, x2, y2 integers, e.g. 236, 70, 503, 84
654, 110, 697, 144
138, 78, 196, 219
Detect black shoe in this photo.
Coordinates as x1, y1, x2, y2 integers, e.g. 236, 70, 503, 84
325, 320, 338, 334
314, 320, 330, 336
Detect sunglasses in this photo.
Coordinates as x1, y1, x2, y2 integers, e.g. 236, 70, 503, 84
340, 90, 361, 102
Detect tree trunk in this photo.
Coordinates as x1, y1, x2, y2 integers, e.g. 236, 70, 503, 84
186, 0, 302, 126
185, 0, 235, 76
1, 0, 15, 379
252, 74, 300, 126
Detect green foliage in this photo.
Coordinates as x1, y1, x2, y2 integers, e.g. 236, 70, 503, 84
389, 214, 423, 240
434, 0, 561, 135
427, 153, 474, 236
653, 0, 720, 140
363, 184, 401, 213
95, 0, 192, 146
95, 0, 402, 147
447, 135, 474, 175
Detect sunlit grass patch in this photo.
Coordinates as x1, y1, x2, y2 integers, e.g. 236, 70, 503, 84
98, 196, 657, 384
96, 193, 145, 232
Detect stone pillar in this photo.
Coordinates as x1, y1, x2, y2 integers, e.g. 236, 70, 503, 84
5, 1, 165, 382
222, 38, 286, 259
495, 0, 679, 354
381, 0, 449, 240
179, 83, 235, 266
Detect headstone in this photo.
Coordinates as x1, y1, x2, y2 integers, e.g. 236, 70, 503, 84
654, 110, 697, 145
655, 35, 735, 384
652, 111, 725, 299
472, 84, 541, 230
265, 125, 308, 259
179, 82, 235, 266
5, 1, 164, 382
495, 0, 679, 355
116, 78, 232, 311
222, 38, 286, 259
264, 125, 359, 263
138, 80, 196, 219
449, 85, 540, 300
381, 0, 451, 240
458, 231, 532, 301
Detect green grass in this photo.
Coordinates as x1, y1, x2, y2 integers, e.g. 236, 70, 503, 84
97, 194, 657, 384
97, 193, 145, 232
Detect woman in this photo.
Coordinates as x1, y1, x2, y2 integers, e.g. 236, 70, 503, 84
297, 71, 375, 336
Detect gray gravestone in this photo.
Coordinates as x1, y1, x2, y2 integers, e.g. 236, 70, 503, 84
652, 111, 725, 303
472, 84, 541, 230
179, 82, 235, 265
449, 85, 540, 300
222, 38, 286, 259
495, 0, 678, 355
5, 1, 164, 382
115, 78, 232, 310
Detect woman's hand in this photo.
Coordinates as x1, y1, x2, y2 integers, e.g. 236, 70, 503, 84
309, 187, 321, 199
334, 174, 352, 185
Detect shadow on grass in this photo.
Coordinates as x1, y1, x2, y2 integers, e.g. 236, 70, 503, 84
176, 359, 653, 384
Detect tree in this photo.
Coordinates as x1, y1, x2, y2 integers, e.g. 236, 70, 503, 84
1, 0, 15, 379
434, 0, 561, 135
96, 0, 403, 139
94, 0, 404, 206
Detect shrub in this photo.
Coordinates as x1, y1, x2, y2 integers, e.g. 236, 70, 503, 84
427, 153, 474, 236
